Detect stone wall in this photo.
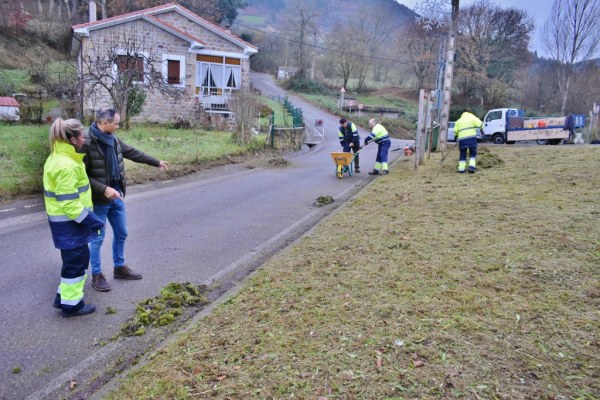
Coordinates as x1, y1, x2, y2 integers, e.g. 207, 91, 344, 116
269, 127, 305, 150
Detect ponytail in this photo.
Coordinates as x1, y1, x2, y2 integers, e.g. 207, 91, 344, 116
49, 118, 84, 149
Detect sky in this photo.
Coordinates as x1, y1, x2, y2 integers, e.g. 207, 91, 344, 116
398, 0, 551, 55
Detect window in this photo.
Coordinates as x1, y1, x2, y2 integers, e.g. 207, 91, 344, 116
162, 54, 186, 87
167, 60, 180, 84
116, 55, 144, 82
195, 56, 242, 96
485, 110, 502, 122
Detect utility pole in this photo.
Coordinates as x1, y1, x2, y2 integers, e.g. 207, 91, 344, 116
414, 0, 459, 153
438, 0, 459, 153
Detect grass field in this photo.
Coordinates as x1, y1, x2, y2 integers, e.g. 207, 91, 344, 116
104, 145, 599, 399
0, 124, 264, 203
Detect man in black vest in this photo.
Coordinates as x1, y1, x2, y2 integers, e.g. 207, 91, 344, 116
338, 118, 361, 173
81, 107, 169, 291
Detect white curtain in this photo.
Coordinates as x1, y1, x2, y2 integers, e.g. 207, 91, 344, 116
225, 66, 241, 89
196, 63, 208, 88
211, 64, 223, 90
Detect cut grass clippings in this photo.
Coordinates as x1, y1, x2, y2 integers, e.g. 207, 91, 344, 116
105, 145, 599, 399
120, 283, 209, 337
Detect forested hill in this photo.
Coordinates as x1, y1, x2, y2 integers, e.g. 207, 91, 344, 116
237, 0, 417, 33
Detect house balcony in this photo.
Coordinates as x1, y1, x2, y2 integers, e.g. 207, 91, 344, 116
198, 90, 232, 113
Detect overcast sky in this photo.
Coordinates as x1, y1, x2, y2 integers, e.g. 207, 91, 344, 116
398, 0, 551, 55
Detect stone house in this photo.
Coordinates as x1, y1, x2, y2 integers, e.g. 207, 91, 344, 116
72, 2, 257, 126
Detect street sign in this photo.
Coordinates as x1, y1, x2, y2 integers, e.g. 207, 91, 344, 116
348, 100, 355, 107
358, 103, 363, 110
340, 87, 346, 93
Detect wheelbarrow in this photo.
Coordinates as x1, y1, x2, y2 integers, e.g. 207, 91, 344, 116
329, 150, 360, 179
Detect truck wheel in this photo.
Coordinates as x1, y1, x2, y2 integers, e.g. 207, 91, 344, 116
548, 139, 562, 145
536, 139, 548, 145
492, 134, 505, 144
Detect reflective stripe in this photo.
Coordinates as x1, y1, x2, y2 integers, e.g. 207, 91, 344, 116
48, 207, 91, 222
44, 184, 90, 201
61, 298, 81, 306
60, 273, 87, 304
456, 127, 477, 134
74, 207, 89, 223
61, 274, 86, 285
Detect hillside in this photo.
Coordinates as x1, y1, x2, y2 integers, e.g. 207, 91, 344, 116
0, 33, 67, 70
236, 0, 416, 33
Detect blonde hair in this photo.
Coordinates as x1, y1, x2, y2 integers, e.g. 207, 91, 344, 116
49, 118, 84, 148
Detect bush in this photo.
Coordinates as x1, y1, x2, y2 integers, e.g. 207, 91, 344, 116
171, 117, 192, 130
283, 77, 332, 95
18, 100, 44, 124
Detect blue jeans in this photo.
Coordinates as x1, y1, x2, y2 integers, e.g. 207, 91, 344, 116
89, 198, 128, 275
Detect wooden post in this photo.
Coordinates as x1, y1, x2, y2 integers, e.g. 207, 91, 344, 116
438, 0, 459, 154
415, 89, 425, 170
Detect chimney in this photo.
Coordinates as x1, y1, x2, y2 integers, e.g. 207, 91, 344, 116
89, 0, 97, 23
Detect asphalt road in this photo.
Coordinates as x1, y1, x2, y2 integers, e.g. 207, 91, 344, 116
0, 73, 412, 399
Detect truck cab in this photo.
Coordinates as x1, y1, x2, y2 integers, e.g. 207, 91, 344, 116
482, 108, 521, 144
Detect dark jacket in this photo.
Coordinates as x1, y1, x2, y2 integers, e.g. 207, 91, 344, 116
81, 129, 160, 204
338, 122, 361, 149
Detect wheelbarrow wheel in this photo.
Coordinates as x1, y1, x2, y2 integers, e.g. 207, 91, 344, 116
336, 164, 343, 179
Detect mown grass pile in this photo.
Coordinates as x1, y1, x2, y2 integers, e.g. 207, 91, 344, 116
107, 145, 599, 399
120, 283, 208, 337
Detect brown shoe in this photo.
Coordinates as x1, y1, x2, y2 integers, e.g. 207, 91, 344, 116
91, 273, 111, 292
114, 265, 142, 280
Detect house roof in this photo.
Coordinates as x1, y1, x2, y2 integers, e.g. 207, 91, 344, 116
73, 3, 257, 55
0, 97, 20, 107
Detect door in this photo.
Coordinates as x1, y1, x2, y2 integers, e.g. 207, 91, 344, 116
483, 109, 504, 136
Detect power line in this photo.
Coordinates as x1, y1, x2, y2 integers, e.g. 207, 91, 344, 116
233, 22, 440, 66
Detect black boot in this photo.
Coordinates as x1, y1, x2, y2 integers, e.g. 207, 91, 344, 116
368, 169, 380, 175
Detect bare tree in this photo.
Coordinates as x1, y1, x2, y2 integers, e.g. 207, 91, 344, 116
228, 88, 262, 145
283, 0, 319, 79
79, 33, 184, 127
543, 0, 600, 115
324, 22, 362, 89
400, 21, 438, 90
353, 4, 398, 91
454, 0, 533, 107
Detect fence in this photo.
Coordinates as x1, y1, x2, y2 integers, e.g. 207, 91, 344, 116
267, 96, 306, 149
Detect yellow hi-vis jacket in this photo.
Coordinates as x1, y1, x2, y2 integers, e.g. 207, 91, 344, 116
454, 112, 483, 140
365, 123, 391, 144
43, 141, 103, 250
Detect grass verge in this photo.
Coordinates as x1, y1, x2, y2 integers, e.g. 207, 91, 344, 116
0, 124, 267, 203
104, 145, 599, 399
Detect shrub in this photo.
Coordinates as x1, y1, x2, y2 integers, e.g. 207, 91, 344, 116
171, 117, 192, 130
283, 77, 332, 95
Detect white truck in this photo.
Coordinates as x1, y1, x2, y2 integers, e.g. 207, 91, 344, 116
482, 108, 585, 145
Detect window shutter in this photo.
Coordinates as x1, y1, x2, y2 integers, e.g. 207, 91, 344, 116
167, 60, 180, 84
